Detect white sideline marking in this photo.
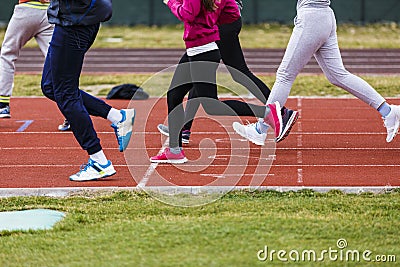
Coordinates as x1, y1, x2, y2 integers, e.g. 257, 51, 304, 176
0, 186, 398, 198
297, 169, 303, 184
297, 98, 304, 184
200, 173, 275, 179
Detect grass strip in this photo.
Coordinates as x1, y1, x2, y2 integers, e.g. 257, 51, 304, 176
0, 190, 398, 266
13, 73, 400, 98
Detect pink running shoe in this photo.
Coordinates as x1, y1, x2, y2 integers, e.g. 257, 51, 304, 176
264, 101, 283, 140
150, 148, 188, 164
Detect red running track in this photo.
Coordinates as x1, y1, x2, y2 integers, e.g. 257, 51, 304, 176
0, 97, 399, 196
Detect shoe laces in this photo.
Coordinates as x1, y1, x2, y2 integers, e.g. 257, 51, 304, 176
112, 121, 124, 137
244, 120, 259, 130
61, 119, 69, 127
79, 160, 94, 173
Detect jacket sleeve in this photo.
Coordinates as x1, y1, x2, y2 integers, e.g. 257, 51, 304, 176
167, 0, 201, 23
217, 0, 240, 25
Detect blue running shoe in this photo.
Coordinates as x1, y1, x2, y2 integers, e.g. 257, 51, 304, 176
0, 105, 10, 118
69, 159, 116, 181
111, 109, 136, 152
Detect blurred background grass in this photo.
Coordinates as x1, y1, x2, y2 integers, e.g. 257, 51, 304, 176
3, 23, 398, 49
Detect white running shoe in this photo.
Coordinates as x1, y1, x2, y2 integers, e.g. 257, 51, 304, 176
111, 109, 136, 152
383, 105, 400, 143
157, 124, 191, 144
232, 121, 267, 146
58, 119, 71, 131
69, 159, 116, 181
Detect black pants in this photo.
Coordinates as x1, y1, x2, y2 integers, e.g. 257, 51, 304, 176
167, 50, 266, 148
182, 17, 271, 131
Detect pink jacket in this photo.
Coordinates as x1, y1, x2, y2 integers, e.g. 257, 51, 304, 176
167, 0, 240, 49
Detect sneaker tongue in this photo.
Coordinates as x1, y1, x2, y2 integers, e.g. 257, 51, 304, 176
119, 110, 126, 123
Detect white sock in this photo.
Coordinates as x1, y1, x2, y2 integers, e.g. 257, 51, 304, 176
107, 108, 122, 125
90, 150, 109, 165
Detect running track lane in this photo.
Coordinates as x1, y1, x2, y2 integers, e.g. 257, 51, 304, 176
0, 97, 399, 193
15, 48, 400, 74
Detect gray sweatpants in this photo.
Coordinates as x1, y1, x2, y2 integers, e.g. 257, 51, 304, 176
0, 5, 54, 97
267, 7, 385, 110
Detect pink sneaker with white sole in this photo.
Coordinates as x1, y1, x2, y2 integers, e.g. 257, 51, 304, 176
150, 148, 188, 164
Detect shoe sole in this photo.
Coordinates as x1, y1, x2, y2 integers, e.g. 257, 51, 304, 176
69, 171, 116, 182
232, 122, 265, 146
0, 114, 11, 118
157, 125, 190, 144
150, 158, 188, 164
276, 111, 299, 143
58, 125, 71, 131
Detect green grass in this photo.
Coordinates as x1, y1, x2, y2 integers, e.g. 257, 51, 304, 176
2, 23, 400, 49
0, 190, 399, 266
13, 73, 400, 98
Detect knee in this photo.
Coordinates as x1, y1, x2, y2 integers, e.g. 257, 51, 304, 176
326, 69, 351, 87
275, 67, 296, 85
41, 82, 52, 99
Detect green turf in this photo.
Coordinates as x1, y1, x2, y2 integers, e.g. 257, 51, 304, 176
13, 73, 400, 98
0, 190, 398, 266
4, 23, 399, 49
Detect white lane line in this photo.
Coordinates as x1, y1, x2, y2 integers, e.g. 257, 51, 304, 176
297, 169, 304, 184
1, 164, 398, 168
200, 173, 275, 179
137, 140, 168, 188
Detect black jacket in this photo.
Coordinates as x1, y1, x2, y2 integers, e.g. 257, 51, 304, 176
48, 0, 112, 26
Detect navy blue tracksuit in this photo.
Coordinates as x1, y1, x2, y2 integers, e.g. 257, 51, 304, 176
41, 0, 112, 155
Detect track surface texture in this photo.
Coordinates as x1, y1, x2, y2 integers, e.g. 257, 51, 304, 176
2, 48, 399, 196
0, 97, 399, 195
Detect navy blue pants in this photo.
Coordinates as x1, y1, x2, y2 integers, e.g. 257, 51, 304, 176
41, 24, 111, 155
